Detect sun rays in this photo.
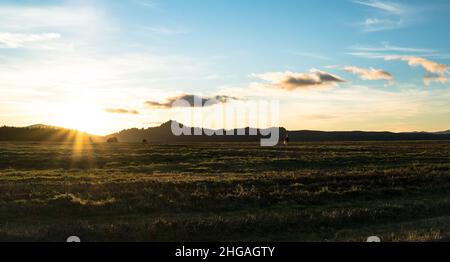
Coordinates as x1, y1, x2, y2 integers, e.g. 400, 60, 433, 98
43, 126, 97, 168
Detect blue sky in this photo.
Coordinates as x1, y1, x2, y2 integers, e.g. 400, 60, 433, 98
1, 0, 450, 134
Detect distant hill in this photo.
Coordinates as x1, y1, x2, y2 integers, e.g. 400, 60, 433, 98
106, 120, 450, 143
287, 130, 450, 142
435, 130, 450, 135
106, 121, 284, 143
0, 126, 100, 142
26, 124, 61, 129
2, 121, 450, 143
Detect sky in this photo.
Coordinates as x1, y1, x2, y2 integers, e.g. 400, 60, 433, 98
1, 0, 450, 135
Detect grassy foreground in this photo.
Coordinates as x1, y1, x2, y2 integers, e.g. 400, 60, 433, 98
0, 141, 449, 242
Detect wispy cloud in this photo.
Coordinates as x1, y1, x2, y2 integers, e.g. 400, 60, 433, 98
105, 108, 140, 115
343, 66, 394, 83
348, 43, 450, 62
0, 3, 109, 51
0, 5, 102, 31
352, 0, 414, 32
353, 0, 405, 15
351, 43, 436, 54
289, 51, 331, 61
145, 94, 241, 109
138, 25, 191, 36
252, 70, 346, 91
0, 32, 61, 49
301, 114, 338, 120
349, 43, 450, 85
384, 56, 449, 85
135, 0, 158, 8
360, 18, 405, 32
424, 75, 450, 86
385, 56, 449, 75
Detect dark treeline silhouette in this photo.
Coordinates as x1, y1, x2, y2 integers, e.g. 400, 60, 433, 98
2, 121, 450, 143
287, 130, 450, 142
106, 120, 450, 143
105, 121, 285, 143
0, 126, 98, 142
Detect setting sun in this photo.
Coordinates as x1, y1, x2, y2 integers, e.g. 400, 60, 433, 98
53, 103, 106, 135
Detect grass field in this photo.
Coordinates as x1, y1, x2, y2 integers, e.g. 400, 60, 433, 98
0, 141, 450, 242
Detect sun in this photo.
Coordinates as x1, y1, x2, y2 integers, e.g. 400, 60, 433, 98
53, 103, 106, 135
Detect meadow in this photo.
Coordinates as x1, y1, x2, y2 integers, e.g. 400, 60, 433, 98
0, 141, 449, 242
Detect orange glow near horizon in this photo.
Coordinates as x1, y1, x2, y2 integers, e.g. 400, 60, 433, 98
51, 103, 108, 136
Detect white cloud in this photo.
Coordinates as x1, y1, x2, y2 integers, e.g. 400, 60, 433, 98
385, 56, 449, 75
424, 75, 450, 86
348, 45, 450, 86
252, 70, 346, 91
343, 66, 394, 82
0, 32, 61, 48
0, 3, 111, 51
0, 5, 102, 31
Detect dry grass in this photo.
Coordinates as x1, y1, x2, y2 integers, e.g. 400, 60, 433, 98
0, 141, 449, 242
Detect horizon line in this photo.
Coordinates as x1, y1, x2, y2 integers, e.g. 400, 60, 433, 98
1, 120, 449, 136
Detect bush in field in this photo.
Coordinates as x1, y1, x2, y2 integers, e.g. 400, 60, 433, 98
107, 137, 119, 143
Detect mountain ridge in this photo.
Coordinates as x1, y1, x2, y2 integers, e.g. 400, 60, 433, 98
105, 120, 450, 143
435, 130, 450, 135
